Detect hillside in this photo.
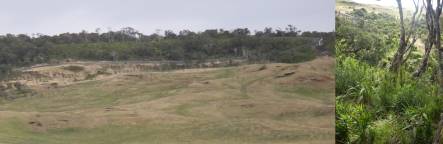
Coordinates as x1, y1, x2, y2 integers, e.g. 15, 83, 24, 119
0, 57, 334, 144
336, 0, 399, 15
335, 0, 443, 143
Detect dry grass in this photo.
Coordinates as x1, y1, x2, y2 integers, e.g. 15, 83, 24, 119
0, 57, 335, 144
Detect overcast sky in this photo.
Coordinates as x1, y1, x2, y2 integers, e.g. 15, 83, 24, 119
0, 0, 334, 35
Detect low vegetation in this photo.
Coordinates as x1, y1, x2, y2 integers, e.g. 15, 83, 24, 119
336, 1, 443, 143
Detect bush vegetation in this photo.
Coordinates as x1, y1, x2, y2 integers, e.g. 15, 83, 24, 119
336, 6, 443, 143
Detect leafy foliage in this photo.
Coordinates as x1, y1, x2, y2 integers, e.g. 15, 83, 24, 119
336, 8, 442, 144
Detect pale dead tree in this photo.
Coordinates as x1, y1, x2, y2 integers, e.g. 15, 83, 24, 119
433, 0, 443, 88
414, 0, 434, 77
430, 0, 443, 143
390, 0, 423, 72
403, 0, 425, 65
419, 0, 443, 85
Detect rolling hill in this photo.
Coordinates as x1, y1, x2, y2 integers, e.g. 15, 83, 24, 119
0, 57, 334, 144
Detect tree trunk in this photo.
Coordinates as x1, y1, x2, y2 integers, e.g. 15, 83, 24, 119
433, 113, 443, 144
391, 0, 407, 72
414, 43, 433, 77
433, 0, 443, 90
414, 7, 435, 77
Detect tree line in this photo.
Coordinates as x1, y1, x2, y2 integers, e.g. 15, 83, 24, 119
0, 25, 334, 79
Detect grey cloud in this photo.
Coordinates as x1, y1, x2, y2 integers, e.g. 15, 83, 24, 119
0, 0, 335, 35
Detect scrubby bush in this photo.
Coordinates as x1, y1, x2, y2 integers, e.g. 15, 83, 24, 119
336, 56, 441, 143
336, 102, 373, 143
336, 5, 443, 143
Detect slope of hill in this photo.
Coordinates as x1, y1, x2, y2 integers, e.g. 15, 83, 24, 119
0, 57, 334, 144
336, 0, 399, 15
336, 0, 443, 143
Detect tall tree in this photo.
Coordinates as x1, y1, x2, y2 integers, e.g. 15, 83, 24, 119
426, 0, 443, 143
391, 0, 422, 72
414, 0, 434, 77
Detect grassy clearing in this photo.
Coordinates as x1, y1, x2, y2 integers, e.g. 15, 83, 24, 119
213, 68, 236, 79
276, 85, 334, 104
0, 59, 334, 144
0, 75, 190, 112
174, 101, 208, 116
0, 117, 333, 144
239, 76, 267, 99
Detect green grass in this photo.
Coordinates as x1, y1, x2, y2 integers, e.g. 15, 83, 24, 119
239, 76, 268, 99
0, 76, 189, 112
0, 118, 333, 144
213, 68, 236, 79
174, 101, 208, 116
0, 118, 186, 144
274, 108, 332, 121
276, 85, 334, 104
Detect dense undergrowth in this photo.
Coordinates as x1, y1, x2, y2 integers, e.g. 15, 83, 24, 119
336, 6, 443, 144
336, 57, 441, 143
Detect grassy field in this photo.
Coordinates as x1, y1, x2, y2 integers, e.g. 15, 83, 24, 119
0, 57, 334, 144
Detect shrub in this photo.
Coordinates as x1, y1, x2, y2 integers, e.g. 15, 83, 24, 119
336, 102, 372, 144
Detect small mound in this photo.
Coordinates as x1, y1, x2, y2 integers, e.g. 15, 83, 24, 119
271, 57, 335, 89
62, 65, 85, 73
